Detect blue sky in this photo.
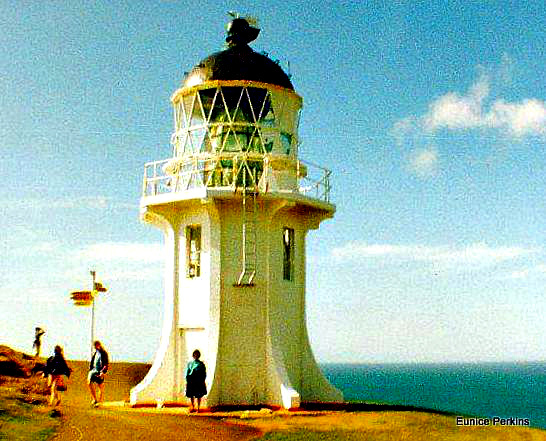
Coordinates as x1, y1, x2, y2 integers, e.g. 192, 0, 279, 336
1, 1, 544, 363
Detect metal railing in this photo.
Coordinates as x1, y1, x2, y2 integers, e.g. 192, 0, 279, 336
297, 159, 332, 203
142, 154, 332, 203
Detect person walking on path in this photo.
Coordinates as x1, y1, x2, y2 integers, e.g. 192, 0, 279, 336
43, 345, 71, 409
88, 340, 109, 407
33, 327, 45, 357
185, 349, 207, 412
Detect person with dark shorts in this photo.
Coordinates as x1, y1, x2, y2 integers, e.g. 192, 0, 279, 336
88, 340, 109, 407
185, 349, 207, 412
43, 345, 71, 409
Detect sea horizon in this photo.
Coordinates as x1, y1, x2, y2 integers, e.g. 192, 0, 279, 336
320, 360, 546, 365
321, 361, 546, 430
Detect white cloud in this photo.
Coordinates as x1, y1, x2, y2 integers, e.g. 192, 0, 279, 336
487, 99, 546, 136
422, 74, 545, 137
407, 147, 438, 177
332, 243, 415, 259
7, 241, 64, 258
78, 242, 164, 263
2, 240, 164, 287
106, 267, 163, 282
1, 196, 136, 211
332, 242, 536, 268
505, 264, 546, 280
393, 61, 546, 177
431, 243, 533, 265
424, 75, 489, 131
0, 287, 63, 305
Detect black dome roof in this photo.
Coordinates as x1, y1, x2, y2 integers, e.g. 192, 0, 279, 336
183, 18, 294, 90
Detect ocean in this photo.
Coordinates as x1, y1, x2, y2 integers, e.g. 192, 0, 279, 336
321, 362, 546, 430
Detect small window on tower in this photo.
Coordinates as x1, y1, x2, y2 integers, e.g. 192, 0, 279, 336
280, 132, 292, 155
282, 227, 294, 281
186, 225, 201, 278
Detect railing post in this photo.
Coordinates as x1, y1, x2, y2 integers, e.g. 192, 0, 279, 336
142, 165, 148, 197
154, 161, 159, 196
325, 170, 331, 203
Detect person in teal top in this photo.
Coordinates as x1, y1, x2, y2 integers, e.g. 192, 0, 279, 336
87, 340, 109, 407
185, 349, 207, 412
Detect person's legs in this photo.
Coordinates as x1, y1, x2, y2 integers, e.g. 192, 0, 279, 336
196, 397, 201, 412
49, 384, 56, 406
49, 378, 60, 407
190, 397, 195, 411
53, 388, 61, 407
88, 381, 98, 403
97, 382, 105, 403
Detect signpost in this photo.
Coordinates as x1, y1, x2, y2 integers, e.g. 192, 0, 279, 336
70, 270, 108, 357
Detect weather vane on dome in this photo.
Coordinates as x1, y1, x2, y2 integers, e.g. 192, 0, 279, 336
226, 11, 260, 46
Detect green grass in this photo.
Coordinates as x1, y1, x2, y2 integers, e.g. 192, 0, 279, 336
0, 378, 60, 441
258, 430, 371, 441
257, 425, 546, 441
233, 411, 546, 441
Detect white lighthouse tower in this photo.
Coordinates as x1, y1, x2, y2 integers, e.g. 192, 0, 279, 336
131, 17, 342, 409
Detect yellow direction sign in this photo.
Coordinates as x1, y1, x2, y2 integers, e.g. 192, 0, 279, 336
70, 290, 94, 306
94, 282, 107, 293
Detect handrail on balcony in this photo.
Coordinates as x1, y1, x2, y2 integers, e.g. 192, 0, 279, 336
142, 154, 332, 203
297, 159, 332, 203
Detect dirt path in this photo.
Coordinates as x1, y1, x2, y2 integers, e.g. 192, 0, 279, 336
50, 361, 261, 441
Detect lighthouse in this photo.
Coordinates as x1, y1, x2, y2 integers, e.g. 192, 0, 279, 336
130, 17, 342, 409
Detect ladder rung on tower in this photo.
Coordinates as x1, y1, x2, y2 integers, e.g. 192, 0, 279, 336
237, 166, 258, 285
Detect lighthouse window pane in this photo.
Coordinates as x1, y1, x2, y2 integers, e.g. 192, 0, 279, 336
198, 89, 217, 122
190, 92, 206, 127
223, 132, 240, 152
295, 109, 302, 131
264, 137, 274, 153
282, 227, 294, 281
181, 95, 194, 127
247, 88, 269, 122
183, 94, 205, 128
188, 128, 206, 153
186, 225, 201, 278
280, 132, 292, 155
260, 101, 275, 126
220, 87, 246, 121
